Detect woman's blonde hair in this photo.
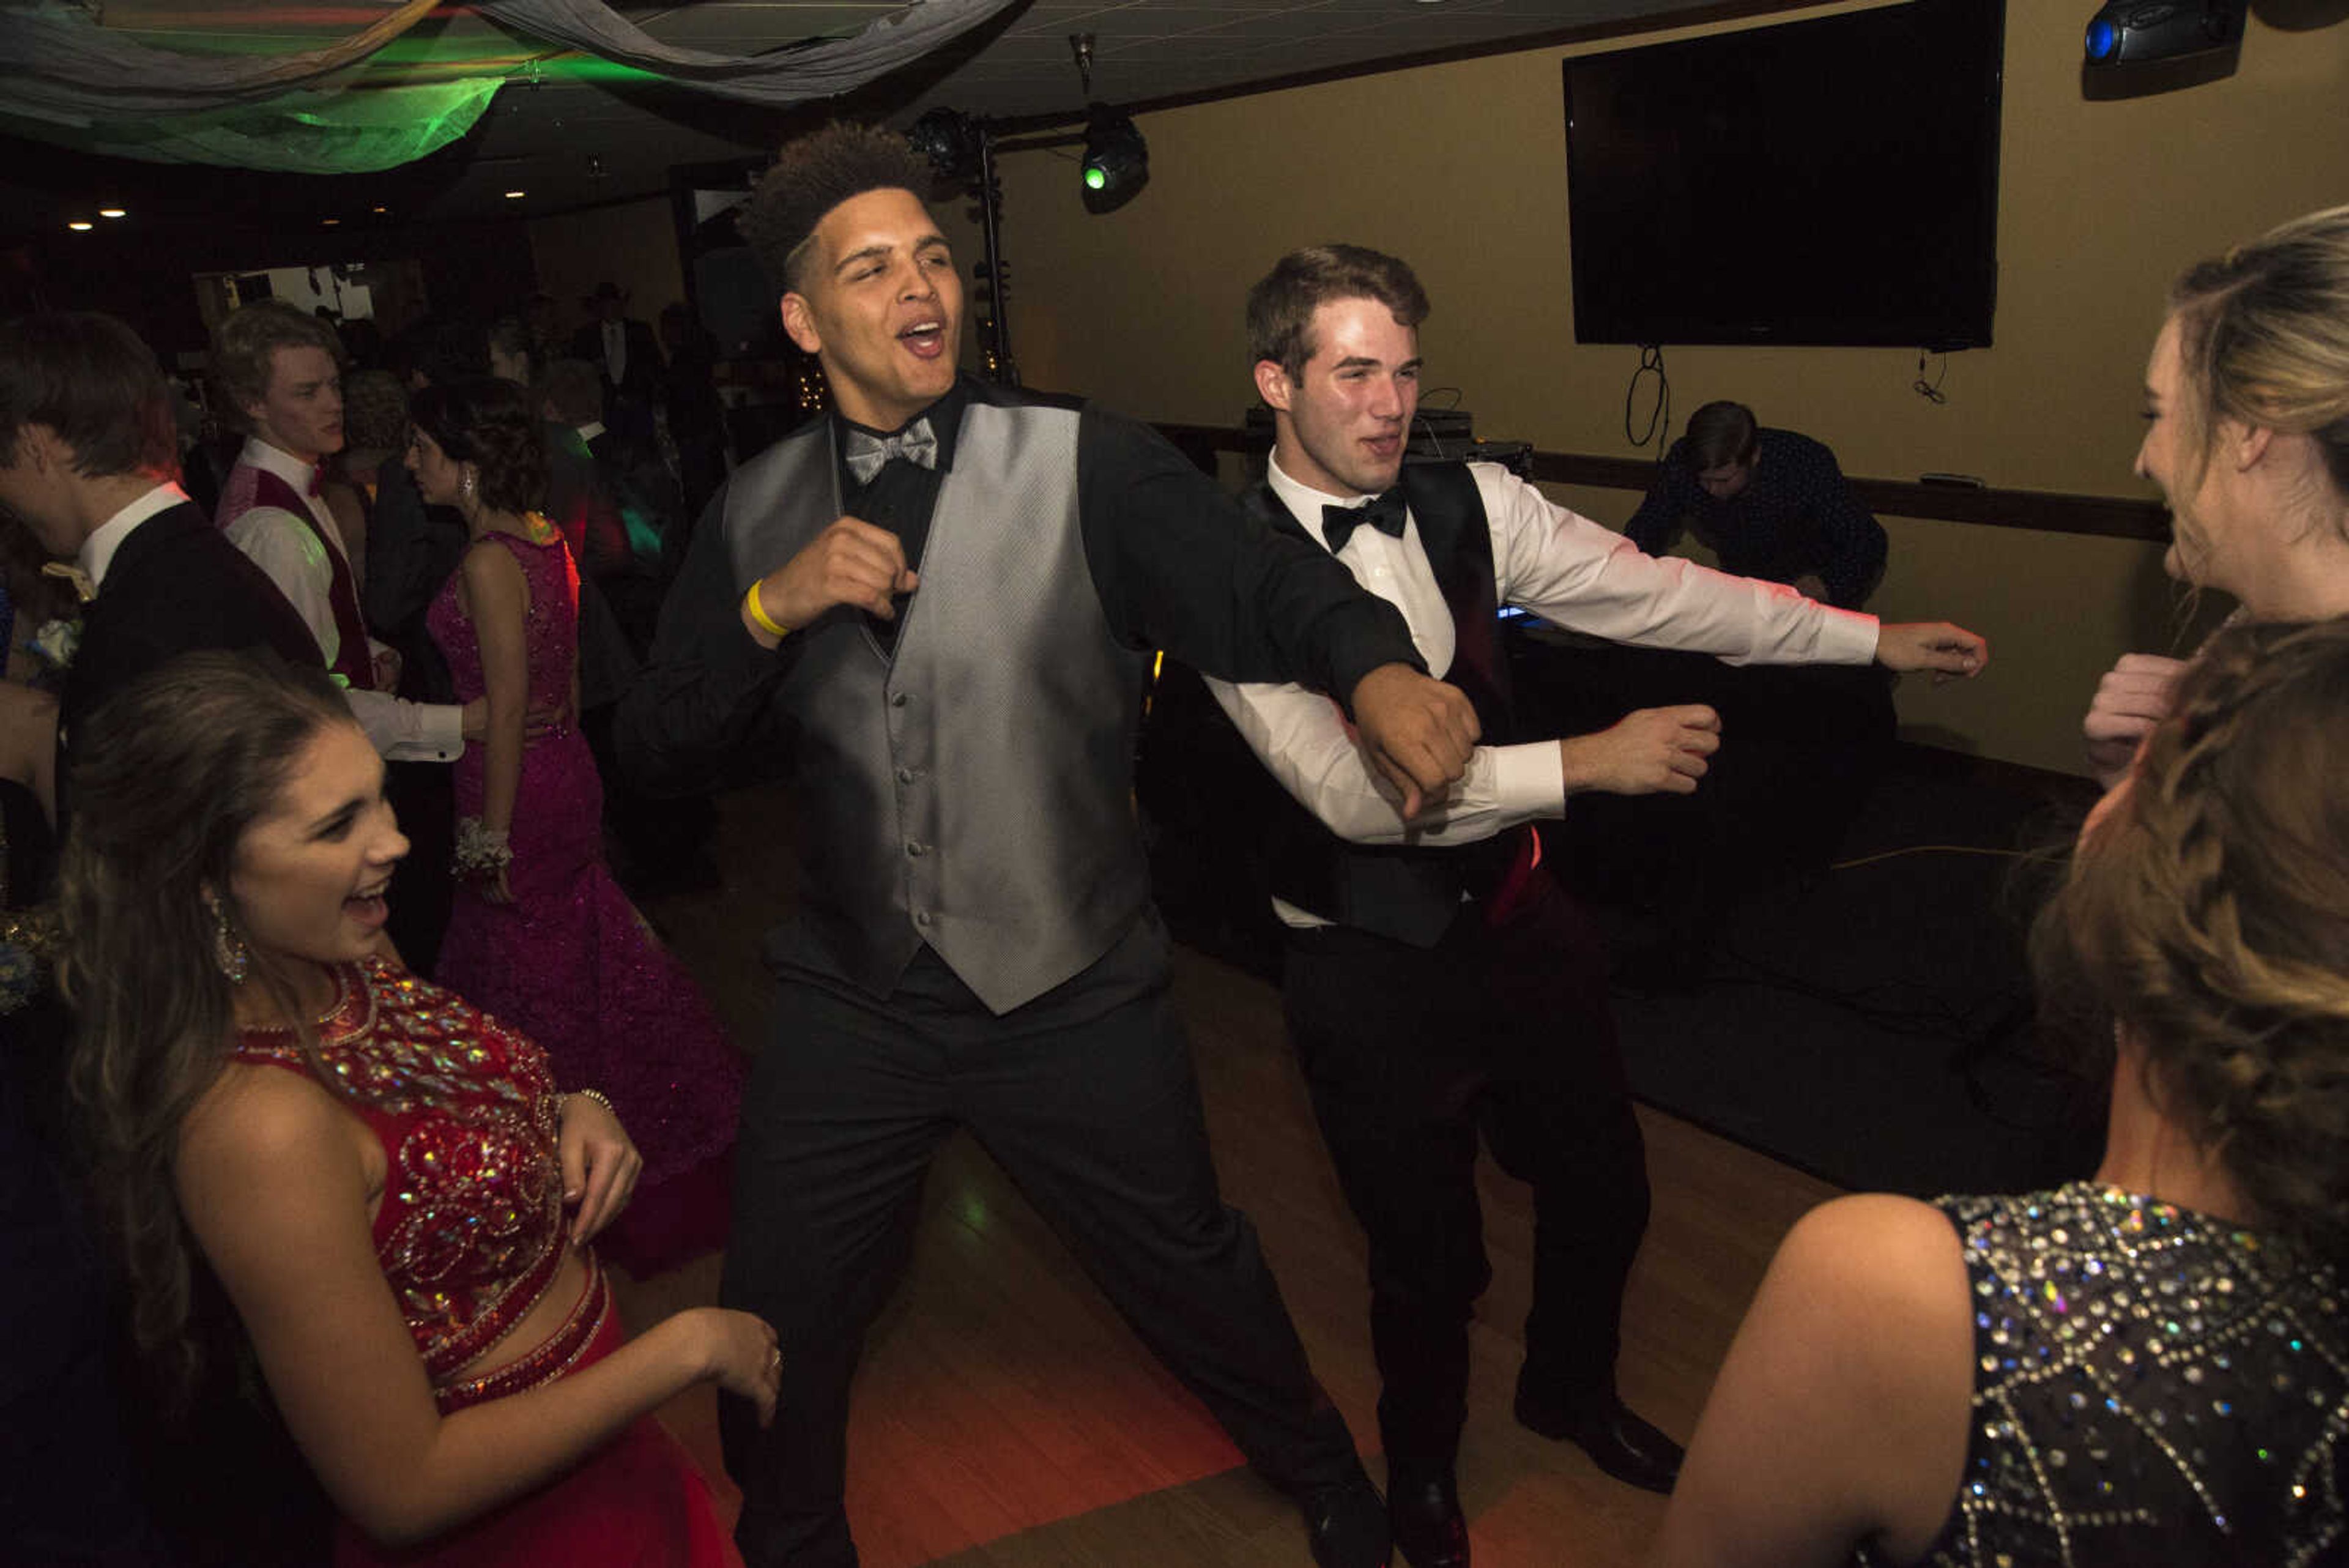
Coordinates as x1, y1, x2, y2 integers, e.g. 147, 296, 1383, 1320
2165, 204, 2349, 507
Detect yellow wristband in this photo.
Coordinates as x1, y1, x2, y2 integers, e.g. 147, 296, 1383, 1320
743, 582, 791, 640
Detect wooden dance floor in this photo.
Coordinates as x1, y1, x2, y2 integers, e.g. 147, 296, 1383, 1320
616, 788, 1837, 1567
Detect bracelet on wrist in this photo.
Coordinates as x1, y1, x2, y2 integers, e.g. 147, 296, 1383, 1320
568, 1087, 617, 1116
743, 582, 791, 641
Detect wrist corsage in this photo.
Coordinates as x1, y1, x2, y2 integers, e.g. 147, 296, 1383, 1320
452, 818, 514, 877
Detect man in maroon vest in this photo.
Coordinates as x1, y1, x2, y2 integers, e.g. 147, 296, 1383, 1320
1206, 247, 1989, 1566
210, 300, 469, 765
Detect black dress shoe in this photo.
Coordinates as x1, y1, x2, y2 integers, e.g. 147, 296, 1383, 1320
1386, 1466, 1469, 1568
1512, 1389, 1684, 1494
1299, 1473, 1391, 1568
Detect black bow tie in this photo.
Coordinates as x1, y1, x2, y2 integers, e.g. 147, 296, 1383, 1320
1322, 489, 1408, 553
844, 418, 939, 485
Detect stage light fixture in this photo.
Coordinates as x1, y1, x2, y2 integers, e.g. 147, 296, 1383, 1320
1080, 104, 1148, 215
2083, 0, 2246, 64
907, 107, 983, 188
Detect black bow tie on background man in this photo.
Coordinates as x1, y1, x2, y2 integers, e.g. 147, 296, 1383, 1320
1321, 488, 1409, 554
844, 418, 939, 485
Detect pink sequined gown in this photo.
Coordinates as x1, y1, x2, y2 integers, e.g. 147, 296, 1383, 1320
429, 529, 741, 1275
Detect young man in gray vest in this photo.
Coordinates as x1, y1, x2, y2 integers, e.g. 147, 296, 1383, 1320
1206, 247, 1987, 1567
615, 127, 1480, 1568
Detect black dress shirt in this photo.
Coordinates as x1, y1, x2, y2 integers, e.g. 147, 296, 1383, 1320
615, 374, 1423, 797
1624, 427, 1888, 609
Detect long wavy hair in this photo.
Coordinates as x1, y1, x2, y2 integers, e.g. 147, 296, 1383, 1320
2037, 617, 2349, 1260
61, 650, 358, 1403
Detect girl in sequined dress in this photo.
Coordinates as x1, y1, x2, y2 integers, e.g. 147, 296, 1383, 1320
1656, 619, 2349, 1566
409, 377, 744, 1277
62, 653, 779, 1566
1657, 207, 2349, 1568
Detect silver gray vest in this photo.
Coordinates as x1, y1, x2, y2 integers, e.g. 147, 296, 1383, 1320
722, 400, 1151, 1014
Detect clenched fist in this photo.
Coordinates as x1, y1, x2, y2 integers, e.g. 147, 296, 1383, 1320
743, 516, 918, 647
1348, 663, 1480, 817
1559, 705, 1722, 797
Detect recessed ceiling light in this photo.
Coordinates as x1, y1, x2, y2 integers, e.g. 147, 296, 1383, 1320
98, 207, 127, 219
322, 217, 341, 226
504, 190, 527, 199
68, 220, 94, 231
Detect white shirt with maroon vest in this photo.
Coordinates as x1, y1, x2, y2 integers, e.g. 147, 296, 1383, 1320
218, 437, 462, 762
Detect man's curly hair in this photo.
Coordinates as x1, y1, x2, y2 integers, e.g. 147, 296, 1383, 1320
741, 122, 934, 294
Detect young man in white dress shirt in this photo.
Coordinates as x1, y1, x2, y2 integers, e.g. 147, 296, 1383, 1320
1206, 246, 1987, 1567
209, 300, 472, 765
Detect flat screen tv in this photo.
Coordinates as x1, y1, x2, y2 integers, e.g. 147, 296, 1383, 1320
1563, 0, 2003, 349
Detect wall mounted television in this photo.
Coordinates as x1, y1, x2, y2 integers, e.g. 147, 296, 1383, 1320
1562, 0, 2004, 349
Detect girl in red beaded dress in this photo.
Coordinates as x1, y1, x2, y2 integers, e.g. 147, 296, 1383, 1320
62, 652, 777, 1566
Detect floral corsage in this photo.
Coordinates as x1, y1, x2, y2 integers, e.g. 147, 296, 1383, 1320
452, 817, 514, 879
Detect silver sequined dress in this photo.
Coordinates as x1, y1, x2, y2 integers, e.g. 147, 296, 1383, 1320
1888, 1181, 2349, 1567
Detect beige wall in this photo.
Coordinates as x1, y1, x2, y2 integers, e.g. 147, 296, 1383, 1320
527, 196, 689, 344
961, 2, 2349, 774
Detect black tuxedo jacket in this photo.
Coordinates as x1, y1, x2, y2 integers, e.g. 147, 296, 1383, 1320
568, 317, 664, 407
59, 500, 325, 823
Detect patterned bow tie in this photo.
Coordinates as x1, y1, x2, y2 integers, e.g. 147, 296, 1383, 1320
1321, 488, 1409, 554
844, 418, 939, 486
42, 560, 96, 604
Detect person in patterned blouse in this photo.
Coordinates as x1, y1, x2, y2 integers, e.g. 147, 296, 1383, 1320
1653, 616, 2349, 1567
59, 650, 779, 1566
1625, 400, 1888, 611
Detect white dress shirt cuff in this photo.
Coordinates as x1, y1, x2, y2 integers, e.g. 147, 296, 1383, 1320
347, 689, 465, 763
1489, 740, 1570, 819
1813, 606, 1882, 666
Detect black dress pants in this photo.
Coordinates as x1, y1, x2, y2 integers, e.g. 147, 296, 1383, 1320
719, 911, 1364, 1567
1280, 875, 1650, 1473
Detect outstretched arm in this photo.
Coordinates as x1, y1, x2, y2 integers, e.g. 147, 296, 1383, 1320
1873, 622, 1988, 680
1207, 673, 1715, 839
176, 1068, 779, 1550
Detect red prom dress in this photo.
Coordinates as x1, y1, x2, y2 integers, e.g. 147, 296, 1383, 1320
232, 956, 735, 1567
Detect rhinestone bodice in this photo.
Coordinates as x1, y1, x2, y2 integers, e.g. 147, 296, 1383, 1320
1909, 1181, 2348, 1567
231, 957, 566, 1387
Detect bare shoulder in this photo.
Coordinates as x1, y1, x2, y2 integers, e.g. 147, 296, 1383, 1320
455, 534, 529, 619
176, 1061, 369, 1231
460, 534, 528, 588
1773, 1192, 1965, 1307
1655, 1194, 1975, 1568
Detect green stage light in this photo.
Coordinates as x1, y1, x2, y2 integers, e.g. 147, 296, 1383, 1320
1079, 104, 1145, 215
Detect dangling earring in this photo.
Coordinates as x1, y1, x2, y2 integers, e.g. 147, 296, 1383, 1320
210, 899, 250, 984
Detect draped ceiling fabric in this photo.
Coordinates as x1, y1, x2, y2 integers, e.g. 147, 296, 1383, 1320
0, 0, 1025, 172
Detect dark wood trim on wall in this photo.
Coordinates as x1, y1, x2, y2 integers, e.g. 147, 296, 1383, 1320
1154, 423, 2171, 543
